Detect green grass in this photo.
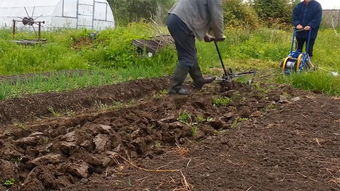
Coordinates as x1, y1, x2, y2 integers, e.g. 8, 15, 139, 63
278, 71, 340, 96
0, 24, 339, 99
212, 96, 232, 107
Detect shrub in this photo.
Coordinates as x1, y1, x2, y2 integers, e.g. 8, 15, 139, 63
253, 0, 293, 24
108, 0, 175, 25
223, 0, 260, 29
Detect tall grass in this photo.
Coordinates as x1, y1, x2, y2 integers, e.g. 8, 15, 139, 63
278, 71, 340, 96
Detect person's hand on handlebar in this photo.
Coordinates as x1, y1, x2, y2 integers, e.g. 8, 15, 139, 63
204, 34, 226, 42
296, 24, 303, 30
304, 26, 311, 31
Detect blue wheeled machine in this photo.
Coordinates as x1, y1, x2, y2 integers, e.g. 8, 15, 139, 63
281, 28, 315, 75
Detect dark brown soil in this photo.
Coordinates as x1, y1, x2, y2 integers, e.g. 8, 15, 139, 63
0, 78, 339, 191
0, 77, 169, 126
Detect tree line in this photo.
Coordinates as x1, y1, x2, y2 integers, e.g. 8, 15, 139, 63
107, 0, 301, 28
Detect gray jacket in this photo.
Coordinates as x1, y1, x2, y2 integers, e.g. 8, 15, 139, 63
169, 0, 224, 40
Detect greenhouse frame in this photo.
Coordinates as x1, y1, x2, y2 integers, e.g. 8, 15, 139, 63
0, 0, 115, 31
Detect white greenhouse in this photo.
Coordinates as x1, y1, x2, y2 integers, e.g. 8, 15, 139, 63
0, 0, 115, 31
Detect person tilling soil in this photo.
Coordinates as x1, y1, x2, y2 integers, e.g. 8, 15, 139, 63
167, 0, 225, 95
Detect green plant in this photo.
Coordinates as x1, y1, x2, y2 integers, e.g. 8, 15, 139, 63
108, 0, 175, 25
253, 0, 292, 24
48, 107, 62, 117
14, 123, 27, 130
196, 115, 206, 123
223, 0, 260, 29
0, 27, 339, 100
207, 117, 215, 122
231, 118, 249, 129
178, 111, 191, 124
212, 97, 232, 107
3, 178, 16, 187
278, 71, 340, 96
191, 126, 199, 137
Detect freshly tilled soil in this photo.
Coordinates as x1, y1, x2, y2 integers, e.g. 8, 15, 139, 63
0, 78, 339, 191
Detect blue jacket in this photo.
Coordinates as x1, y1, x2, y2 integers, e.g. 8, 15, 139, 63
293, 0, 322, 39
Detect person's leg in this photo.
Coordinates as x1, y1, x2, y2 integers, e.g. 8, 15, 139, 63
189, 57, 216, 89
306, 38, 316, 58
296, 38, 305, 52
167, 14, 196, 95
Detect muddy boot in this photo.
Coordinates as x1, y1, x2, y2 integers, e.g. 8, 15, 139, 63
168, 64, 191, 95
189, 65, 216, 89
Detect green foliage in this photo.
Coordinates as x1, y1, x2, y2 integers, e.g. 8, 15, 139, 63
3, 178, 16, 187
278, 71, 340, 96
178, 111, 191, 124
231, 117, 248, 129
108, 0, 175, 25
253, 0, 293, 24
0, 25, 339, 100
212, 96, 232, 107
223, 0, 260, 29
191, 126, 199, 137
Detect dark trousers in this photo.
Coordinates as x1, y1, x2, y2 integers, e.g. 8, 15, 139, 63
297, 38, 316, 57
166, 14, 197, 68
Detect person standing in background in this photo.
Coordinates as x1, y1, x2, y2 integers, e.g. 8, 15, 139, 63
293, 0, 322, 59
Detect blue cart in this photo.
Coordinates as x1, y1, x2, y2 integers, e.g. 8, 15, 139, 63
281, 29, 315, 75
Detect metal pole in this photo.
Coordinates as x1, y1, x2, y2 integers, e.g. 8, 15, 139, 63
38, 22, 41, 40
62, 0, 65, 17
92, 0, 95, 29
214, 41, 231, 76
76, 0, 79, 29
12, 20, 16, 39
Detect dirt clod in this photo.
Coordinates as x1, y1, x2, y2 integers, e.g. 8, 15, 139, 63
29, 154, 63, 166
67, 161, 89, 178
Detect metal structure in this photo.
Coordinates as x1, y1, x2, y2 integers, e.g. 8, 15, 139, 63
214, 41, 256, 89
0, 0, 115, 31
12, 7, 45, 39
322, 9, 340, 28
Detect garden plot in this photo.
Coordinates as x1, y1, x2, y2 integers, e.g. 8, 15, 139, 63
0, 78, 339, 190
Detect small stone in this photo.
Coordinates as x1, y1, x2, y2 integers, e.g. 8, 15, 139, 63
291, 97, 301, 102
279, 95, 289, 103
224, 112, 234, 119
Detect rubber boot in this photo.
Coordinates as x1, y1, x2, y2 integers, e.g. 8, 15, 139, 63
189, 64, 216, 89
168, 64, 191, 95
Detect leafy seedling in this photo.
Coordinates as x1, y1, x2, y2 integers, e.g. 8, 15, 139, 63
48, 107, 62, 117
191, 126, 199, 137
212, 97, 232, 107
3, 178, 15, 187
231, 118, 249, 129
178, 111, 192, 124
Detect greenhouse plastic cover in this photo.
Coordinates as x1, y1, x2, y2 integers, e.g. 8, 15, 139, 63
0, 0, 115, 30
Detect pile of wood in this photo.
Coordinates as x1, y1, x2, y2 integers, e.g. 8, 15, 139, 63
132, 35, 174, 56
